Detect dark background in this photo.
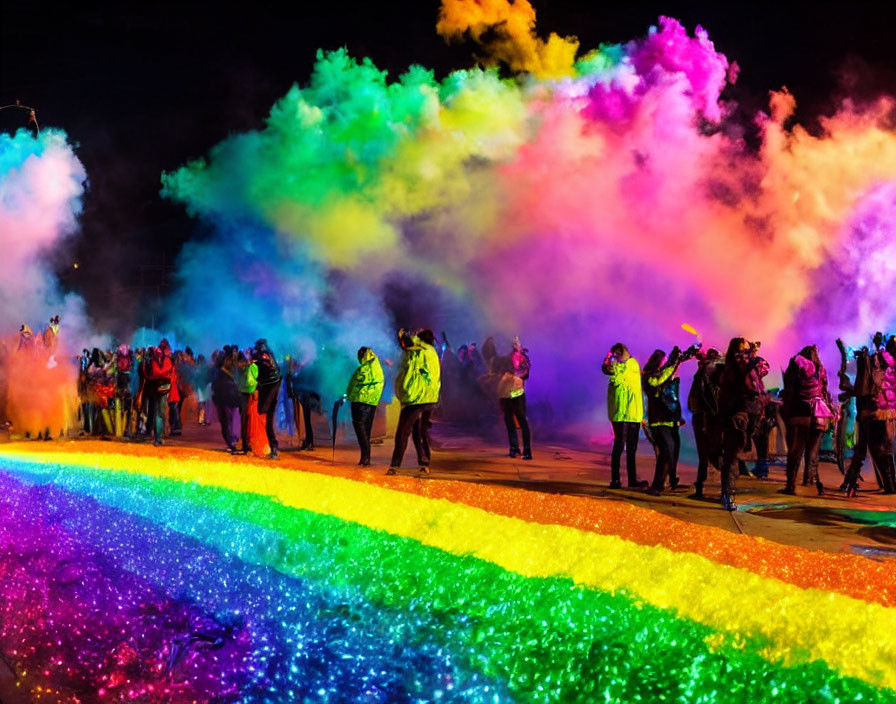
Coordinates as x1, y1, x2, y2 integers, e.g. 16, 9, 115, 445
3, 1, 896, 335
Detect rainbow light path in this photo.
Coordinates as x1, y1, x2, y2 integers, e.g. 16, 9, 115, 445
0, 444, 894, 703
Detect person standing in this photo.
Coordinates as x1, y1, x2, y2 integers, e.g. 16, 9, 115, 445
387, 328, 441, 475
253, 339, 283, 460
346, 346, 385, 466
780, 345, 837, 496
717, 338, 768, 511
643, 347, 691, 496
144, 341, 174, 447
843, 340, 896, 496
211, 346, 241, 453
237, 351, 258, 454
687, 347, 723, 499
498, 337, 533, 460
602, 343, 648, 489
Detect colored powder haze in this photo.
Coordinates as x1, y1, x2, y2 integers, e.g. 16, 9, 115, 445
6, 2, 896, 433
159, 3, 896, 430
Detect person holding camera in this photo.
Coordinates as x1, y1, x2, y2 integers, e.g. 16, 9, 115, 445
842, 335, 896, 496
387, 328, 441, 475
642, 344, 699, 496
717, 337, 769, 510
602, 343, 649, 488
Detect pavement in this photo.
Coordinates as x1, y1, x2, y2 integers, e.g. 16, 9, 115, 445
3, 415, 896, 561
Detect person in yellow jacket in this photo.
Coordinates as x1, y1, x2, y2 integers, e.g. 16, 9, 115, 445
346, 346, 385, 466
387, 328, 441, 475
602, 343, 649, 489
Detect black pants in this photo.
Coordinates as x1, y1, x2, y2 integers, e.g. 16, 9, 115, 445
351, 401, 377, 463
168, 400, 182, 434
216, 403, 237, 450
291, 390, 318, 446
391, 403, 436, 468
692, 412, 722, 490
239, 392, 251, 451
611, 421, 640, 483
500, 395, 531, 454
257, 380, 281, 451
785, 421, 824, 490
650, 425, 680, 491
147, 391, 169, 443
845, 419, 896, 493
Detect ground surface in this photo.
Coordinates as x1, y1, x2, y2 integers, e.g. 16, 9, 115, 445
4, 416, 895, 561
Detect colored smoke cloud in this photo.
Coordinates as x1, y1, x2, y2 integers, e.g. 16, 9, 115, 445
0, 129, 91, 339
161, 9, 896, 427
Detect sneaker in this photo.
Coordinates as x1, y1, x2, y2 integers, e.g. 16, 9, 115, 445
521, 452, 533, 460
721, 493, 737, 511
508, 449, 520, 458
227, 445, 237, 454
386, 467, 398, 476
153, 439, 163, 447
418, 466, 430, 474
608, 480, 622, 489
627, 479, 649, 489
268, 449, 280, 460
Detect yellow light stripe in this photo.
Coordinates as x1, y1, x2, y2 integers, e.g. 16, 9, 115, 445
5, 447, 896, 690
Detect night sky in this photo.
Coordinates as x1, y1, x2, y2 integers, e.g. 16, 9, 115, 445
3, 0, 896, 335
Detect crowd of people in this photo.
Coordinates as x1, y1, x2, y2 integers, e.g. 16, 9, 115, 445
604, 334, 896, 510
0, 320, 533, 476
6, 316, 896, 513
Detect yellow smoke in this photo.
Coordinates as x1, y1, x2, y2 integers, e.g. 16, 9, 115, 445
437, 0, 579, 79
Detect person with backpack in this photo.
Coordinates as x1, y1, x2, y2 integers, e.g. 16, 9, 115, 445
498, 336, 532, 460
780, 345, 837, 496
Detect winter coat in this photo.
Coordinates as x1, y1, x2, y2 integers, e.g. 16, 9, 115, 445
211, 366, 241, 408
395, 337, 441, 406
782, 355, 835, 421
644, 363, 682, 425
602, 357, 643, 423
144, 352, 174, 395
239, 362, 258, 395
688, 360, 722, 415
346, 349, 385, 406
254, 349, 281, 387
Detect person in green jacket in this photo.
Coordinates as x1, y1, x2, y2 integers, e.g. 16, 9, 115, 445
387, 328, 441, 475
237, 351, 258, 454
346, 346, 385, 466
602, 343, 649, 489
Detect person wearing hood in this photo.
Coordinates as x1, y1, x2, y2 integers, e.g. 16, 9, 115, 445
387, 328, 441, 475
144, 340, 174, 446
780, 345, 837, 496
346, 346, 385, 466
602, 343, 649, 489
253, 338, 282, 460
